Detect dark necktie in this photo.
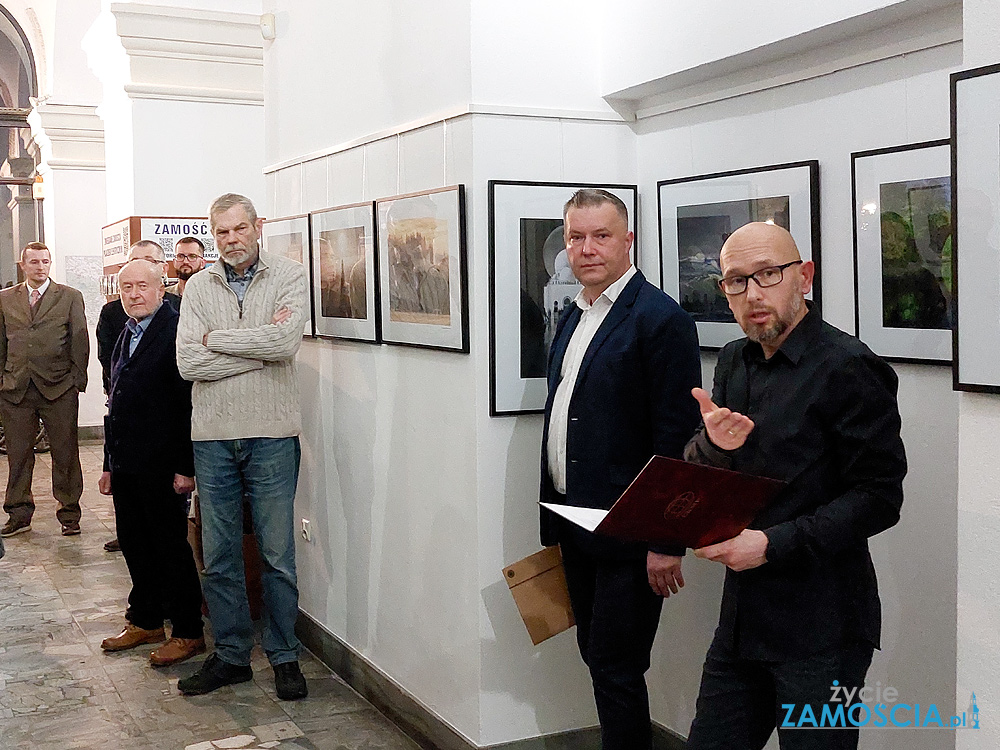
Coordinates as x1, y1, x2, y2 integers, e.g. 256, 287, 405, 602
108, 327, 134, 406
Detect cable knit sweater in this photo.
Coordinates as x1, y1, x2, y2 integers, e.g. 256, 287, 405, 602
176, 251, 307, 441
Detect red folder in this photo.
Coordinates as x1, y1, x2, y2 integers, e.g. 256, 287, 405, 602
541, 456, 785, 549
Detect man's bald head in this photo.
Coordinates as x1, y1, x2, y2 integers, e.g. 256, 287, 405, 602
720, 222, 801, 272
717, 222, 813, 358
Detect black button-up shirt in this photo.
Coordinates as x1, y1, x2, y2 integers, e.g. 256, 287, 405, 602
685, 304, 906, 660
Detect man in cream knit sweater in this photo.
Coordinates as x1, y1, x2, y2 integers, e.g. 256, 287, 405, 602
175, 193, 309, 700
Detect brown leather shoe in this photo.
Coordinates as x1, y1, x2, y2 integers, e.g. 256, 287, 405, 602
101, 623, 166, 652
149, 637, 206, 667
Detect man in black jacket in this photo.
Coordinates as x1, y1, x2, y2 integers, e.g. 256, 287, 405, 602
97, 241, 181, 395
684, 222, 906, 750
98, 259, 204, 667
540, 189, 702, 750
96, 240, 180, 553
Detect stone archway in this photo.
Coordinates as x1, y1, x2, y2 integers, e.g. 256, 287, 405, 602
0, 4, 41, 286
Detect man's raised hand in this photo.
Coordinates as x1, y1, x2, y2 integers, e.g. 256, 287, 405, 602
692, 387, 754, 451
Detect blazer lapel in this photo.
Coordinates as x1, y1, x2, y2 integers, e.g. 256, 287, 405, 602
13, 283, 32, 322
123, 304, 172, 366
33, 283, 62, 321
573, 270, 645, 389
547, 304, 582, 390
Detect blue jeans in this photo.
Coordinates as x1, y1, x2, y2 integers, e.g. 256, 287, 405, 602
194, 437, 302, 667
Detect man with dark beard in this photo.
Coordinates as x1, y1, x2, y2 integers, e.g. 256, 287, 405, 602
682, 222, 907, 750
167, 236, 207, 300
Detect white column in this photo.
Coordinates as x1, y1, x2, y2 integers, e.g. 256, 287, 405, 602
99, 2, 265, 217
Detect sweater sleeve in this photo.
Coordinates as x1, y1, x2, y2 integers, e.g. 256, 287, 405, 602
176, 281, 264, 382
204, 262, 307, 362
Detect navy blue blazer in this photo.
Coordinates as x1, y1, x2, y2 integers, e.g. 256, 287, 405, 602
539, 270, 702, 559
103, 303, 195, 479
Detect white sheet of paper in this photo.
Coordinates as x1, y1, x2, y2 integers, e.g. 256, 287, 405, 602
540, 503, 609, 532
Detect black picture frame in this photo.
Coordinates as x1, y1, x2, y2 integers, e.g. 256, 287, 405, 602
375, 185, 469, 353
657, 160, 821, 350
487, 180, 639, 416
307, 201, 380, 344
951, 62, 1000, 392
851, 139, 952, 364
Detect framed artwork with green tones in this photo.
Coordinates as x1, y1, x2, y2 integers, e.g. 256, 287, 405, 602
852, 140, 952, 363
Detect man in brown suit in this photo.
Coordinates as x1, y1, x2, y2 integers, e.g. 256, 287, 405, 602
0, 242, 89, 537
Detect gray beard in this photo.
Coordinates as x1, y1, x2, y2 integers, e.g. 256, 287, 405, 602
221, 246, 257, 269
745, 295, 802, 345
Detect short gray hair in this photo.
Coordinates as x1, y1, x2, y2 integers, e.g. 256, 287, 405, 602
563, 189, 629, 226
209, 193, 259, 230
128, 240, 165, 262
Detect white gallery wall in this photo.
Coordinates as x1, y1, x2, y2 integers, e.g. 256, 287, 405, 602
956, 0, 1000, 748
265, 0, 972, 747
634, 39, 962, 750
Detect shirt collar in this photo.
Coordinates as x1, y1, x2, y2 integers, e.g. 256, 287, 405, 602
27, 278, 51, 297
128, 301, 162, 331
743, 301, 820, 365
574, 265, 636, 311
224, 258, 259, 282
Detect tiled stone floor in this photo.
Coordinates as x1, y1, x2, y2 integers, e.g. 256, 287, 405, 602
0, 442, 420, 750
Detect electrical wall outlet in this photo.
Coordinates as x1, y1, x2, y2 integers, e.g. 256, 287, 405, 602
300, 518, 311, 542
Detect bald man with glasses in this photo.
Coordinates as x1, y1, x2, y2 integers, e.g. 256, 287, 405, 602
682, 222, 907, 750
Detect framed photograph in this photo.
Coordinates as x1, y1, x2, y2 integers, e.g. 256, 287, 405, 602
952, 63, 1000, 392
488, 180, 638, 416
308, 202, 379, 343
262, 214, 313, 337
376, 185, 468, 352
658, 161, 820, 350
852, 140, 952, 363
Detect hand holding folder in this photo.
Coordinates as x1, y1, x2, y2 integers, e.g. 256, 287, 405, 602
540, 456, 785, 549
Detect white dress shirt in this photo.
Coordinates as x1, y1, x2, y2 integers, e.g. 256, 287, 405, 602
547, 265, 637, 495
27, 278, 51, 301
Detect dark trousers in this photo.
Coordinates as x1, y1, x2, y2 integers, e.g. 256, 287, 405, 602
686, 636, 874, 750
112, 471, 203, 639
560, 532, 663, 750
0, 382, 82, 525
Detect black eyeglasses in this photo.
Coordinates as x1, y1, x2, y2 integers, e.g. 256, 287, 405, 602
718, 260, 802, 296
175, 253, 204, 261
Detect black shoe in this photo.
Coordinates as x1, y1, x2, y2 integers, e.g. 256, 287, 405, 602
177, 653, 253, 695
273, 661, 308, 700
61, 522, 81, 536
1, 519, 31, 537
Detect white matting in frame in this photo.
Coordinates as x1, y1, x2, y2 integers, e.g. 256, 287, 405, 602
853, 140, 951, 363
376, 185, 468, 352
262, 214, 313, 337
658, 161, 820, 350
952, 62, 1000, 392
309, 202, 378, 343
488, 181, 638, 416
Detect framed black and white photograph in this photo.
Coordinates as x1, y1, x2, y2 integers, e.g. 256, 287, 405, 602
262, 214, 313, 337
488, 180, 638, 416
952, 63, 1000, 392
658, 161, 820, 350
852, 140, 952, 363
376, 185, 468, 352
309, 201, 379, 343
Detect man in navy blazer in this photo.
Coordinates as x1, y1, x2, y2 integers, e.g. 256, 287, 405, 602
540, 189, 702, 749
98, 260, 204, 667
